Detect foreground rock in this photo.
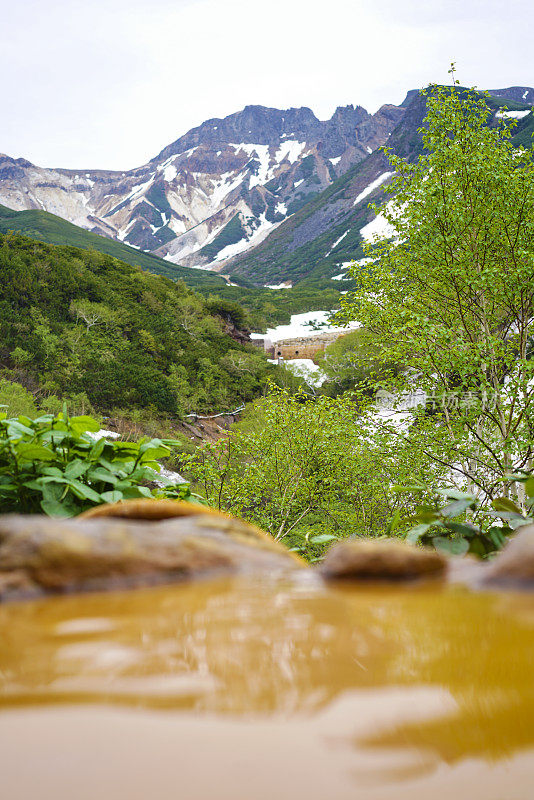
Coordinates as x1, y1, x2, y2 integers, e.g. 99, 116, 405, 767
483, 524, 534, 588
320, 537, 447, 581
0, 501, 303, 601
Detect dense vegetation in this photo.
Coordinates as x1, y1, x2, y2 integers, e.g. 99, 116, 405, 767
202, 284, 343, 331
0, 409, 199, 516
0, 204, 225, 288
0, 232, 274, 416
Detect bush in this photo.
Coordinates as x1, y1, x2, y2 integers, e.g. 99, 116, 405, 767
0, 379, 38, 418
0, 409, 203, 517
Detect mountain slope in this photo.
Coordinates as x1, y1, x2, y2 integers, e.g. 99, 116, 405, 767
0, 102, 404, 269
0, 204, 225, 287
0, 232, 272, 414
224, 87, 534, 287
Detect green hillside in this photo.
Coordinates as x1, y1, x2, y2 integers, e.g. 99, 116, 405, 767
0, 204, 225, 289
0, 232, 273, 415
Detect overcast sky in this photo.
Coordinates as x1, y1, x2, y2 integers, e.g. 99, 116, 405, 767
1, 0, 533, 170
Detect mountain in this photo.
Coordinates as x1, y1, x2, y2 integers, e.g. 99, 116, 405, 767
222, 87, 534, 287
0, 101, 404, 269
0, 204, 225, 288
1, 86, 532, 291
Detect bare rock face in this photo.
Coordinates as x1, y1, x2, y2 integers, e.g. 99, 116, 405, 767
0, 501, 303, 601
483, 524, 534, 587
320, 538, 447, 581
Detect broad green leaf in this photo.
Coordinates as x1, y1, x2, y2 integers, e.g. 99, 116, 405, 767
65, 460, 90, 479
69, 416, 100, 433
405, 522, 435, 544
440, 498, 474, 518
492, 497, 523, 514
443, 521, 478, 538
67, 480, 102, 502
436, 488, 476, 501
16, 443, 55, 462
433, 536, 470, 556
89, 438, 106, 460
3, 420, 35, 437
87, 467, 118, 485
40, 498, 76, 518
100, 490, 124, 503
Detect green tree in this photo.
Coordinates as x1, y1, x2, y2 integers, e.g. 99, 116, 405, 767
338, 70, 534, 513
181, 389, 417, 559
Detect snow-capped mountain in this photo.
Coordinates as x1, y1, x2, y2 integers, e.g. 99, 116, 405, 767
222, 86, 534, 286
0, 102, 404, 269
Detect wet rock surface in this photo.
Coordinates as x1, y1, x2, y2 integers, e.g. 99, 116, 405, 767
320, 537, 447, 581
0, 502, 302, 601
2, 500, 534, 602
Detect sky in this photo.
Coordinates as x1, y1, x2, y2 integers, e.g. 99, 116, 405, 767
1, 0, 533, 171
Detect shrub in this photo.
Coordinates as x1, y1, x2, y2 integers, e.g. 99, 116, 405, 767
0, 379, 38, 418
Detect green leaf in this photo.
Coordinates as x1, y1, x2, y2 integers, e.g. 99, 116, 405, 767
3, 420, 35, 437
69, 416, 101, 433
100, 490, 124, 503
405, 522, 435, 544
433, 536, 470, 556
15, 443, 55, 462
65, 460, 90, 479
492, 497, 523, 514
66, 480, 102, 502
40, 497, 77, 518
89, 438, 106, 460
440, 498, 474, 518
387, 509, 402, 534
87, 467, 118, 485
309, 534, 337, 544
443, 521, 478, 538
436, 488, 476, 501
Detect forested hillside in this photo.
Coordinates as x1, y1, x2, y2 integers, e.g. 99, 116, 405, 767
0, 233, 273, 415
0, 204, 225, 288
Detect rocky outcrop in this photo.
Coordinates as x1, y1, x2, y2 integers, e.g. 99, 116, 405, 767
0, 501, 303, 601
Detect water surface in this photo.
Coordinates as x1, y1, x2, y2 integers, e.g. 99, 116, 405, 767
1, 576, 533, 798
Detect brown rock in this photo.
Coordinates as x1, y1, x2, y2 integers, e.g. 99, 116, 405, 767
0, 508, 304, 601
320, 537, 447, 581
483, 524, 534, 587
79, 498, 228, 521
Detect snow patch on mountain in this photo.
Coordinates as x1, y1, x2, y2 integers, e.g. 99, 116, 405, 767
214, 212, 276, 262
360, 202, 397, 241
326, 229, 350, 256
496, 109, 531, 119
353, 171, 394, 206
276, 140, 306, 164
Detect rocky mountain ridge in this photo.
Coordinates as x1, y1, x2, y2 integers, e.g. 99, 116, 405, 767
0, 101, 404, 270
223, 86, 534, 287
1, 85, 532, 287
